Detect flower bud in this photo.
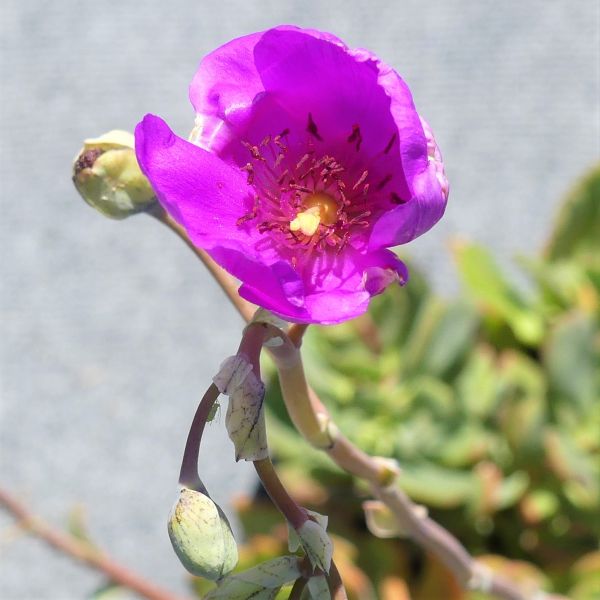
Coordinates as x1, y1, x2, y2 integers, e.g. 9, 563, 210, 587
168, 487, 238, 580
72, 130, 156, 219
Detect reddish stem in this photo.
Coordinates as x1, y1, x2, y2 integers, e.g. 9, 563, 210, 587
0, 487, 189, 600
253, 458, 307, 530
178, 383, 220, 490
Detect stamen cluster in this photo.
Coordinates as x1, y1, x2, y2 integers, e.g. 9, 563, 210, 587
237, 114, 404, 266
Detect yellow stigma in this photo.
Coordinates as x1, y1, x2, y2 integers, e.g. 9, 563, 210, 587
289, 192, 338, 236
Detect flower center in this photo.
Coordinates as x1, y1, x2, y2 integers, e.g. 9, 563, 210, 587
235, 115, 404, 264
304, 192, 339, 226
289, 192, 338, 236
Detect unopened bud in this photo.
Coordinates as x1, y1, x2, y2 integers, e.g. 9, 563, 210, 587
72, 130, 156, 219
168, 487, 238, 580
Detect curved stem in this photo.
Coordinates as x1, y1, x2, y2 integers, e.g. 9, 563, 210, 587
287, 577, 307, 599
178, 383, 219, 490
0, 487, 189, 600
237, 323, 267, 378
328, 560, 349, 600
253, 458, 307, 530
272, 346, 529, 599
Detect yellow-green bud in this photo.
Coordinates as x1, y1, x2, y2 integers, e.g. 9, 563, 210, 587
168, 487, 238, 580
72, 130, 156, 219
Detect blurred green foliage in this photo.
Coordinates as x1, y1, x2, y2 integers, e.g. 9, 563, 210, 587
197, 166, 600, 599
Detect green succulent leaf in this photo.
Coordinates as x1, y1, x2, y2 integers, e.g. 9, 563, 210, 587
204, 556, 301, 599
544, 312, 599, 412
452, 240, 544, 345
545, 163, 600, 263
396, 462, 478, 509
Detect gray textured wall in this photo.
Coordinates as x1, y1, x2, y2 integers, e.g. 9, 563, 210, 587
1, 1, 598, 598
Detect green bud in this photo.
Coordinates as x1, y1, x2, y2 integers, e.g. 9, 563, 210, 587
72, 130, 156, 219
168, 487, 238, 580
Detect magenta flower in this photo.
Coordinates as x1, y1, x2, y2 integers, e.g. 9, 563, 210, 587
135, 26, 448, 324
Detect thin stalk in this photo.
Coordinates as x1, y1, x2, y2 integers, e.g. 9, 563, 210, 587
287, 577, 307, 599
253, 458, 307, 530
0, 487, 189, 600
327, 561, 349, 600
178, 383, 220, 490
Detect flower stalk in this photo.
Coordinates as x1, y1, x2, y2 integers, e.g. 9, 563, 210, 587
271, 334, 534, 600
178, 383, 219, 490
287, 577, 308, 599
253, 458, 307, 530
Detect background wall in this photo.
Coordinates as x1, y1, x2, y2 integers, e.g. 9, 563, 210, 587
1, 1, 598, 598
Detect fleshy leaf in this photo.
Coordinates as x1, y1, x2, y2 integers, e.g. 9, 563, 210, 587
544, 312, 598, 411
204, 556, 301, 599
288, 511, 332, 572
307, 575, 331, 599
452, 240, 544, 345
363, 500, 404, 538
545, 164, 600, 262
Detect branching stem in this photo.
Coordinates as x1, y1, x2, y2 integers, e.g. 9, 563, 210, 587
146, 207, 539, 600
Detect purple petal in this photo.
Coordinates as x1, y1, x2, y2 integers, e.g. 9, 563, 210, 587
369, 162, 447, 248
188, 26, 348, 155
189, 31, 265, 152
210, 246, 306, 312
240, 281, 370, 325
188, 27, 445, 236
239, 249, 371, 324
253, 29, 407, 183
369, 117, 448, 248
135, 114, 261, 252
135, 114, 313, 317
364, 250, 409, 295
240, 247, 406, 325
